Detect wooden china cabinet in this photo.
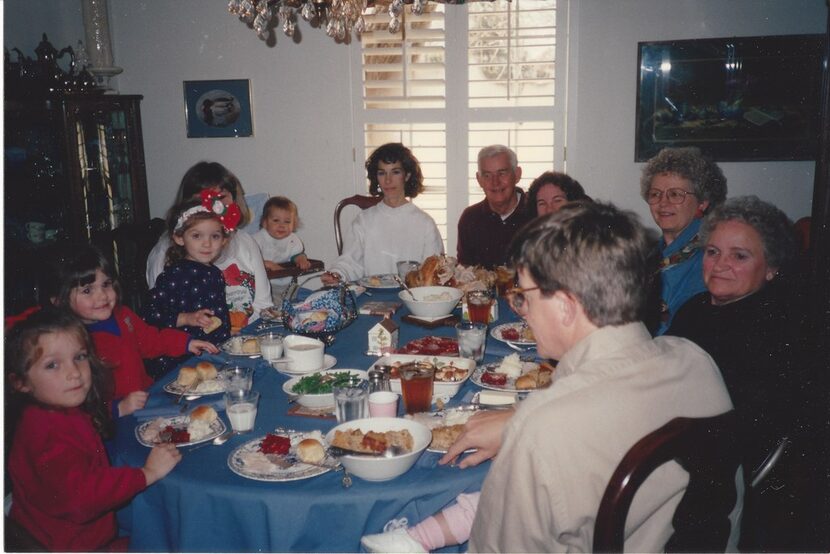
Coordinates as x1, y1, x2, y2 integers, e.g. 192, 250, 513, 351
4, 93, 153, 314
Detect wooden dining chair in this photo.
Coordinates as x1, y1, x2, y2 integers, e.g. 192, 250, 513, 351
333, 194, 382, 255
593, 411, 740, 553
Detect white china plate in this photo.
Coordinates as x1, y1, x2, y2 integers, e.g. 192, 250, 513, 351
135, 415, 227, 448
227, 434, 333, 482
489, 322, 536, 347
221, 335, 262, 357
275, 354, 337, 376
357, 274, 400, 289
162, 368, 240, 397
471, 362, 547, 393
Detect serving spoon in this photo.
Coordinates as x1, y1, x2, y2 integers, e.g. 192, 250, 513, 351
393, 275, 416, 299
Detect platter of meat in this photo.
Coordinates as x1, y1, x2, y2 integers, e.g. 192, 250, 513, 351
398, 335, 459, 356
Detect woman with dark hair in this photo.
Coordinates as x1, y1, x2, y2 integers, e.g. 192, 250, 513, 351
526, 171, 589, 217
146, 161, 269, 334
322, 143, 443, 284
640, 146, 727, 334
668, 196, 813, 551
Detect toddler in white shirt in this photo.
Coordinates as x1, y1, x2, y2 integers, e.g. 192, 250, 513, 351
252, 196, 311, 302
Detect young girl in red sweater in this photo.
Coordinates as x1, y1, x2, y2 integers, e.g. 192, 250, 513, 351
49, 245, 218, 416
6, 309, 182, 551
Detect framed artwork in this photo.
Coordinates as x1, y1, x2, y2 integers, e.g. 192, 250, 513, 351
635, 34, 825, 162
183, 79, 253, 138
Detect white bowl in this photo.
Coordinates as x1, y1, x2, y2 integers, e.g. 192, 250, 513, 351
399, 286, 463, 318
325, 417, 431, 482
282, 369, 368, 409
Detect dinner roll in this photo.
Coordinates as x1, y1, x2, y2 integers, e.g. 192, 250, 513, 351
515, 373, 537, 390
195, 361, 218, 381
242, 338, 259, 354
203, 315, 222, 334
190, 405, 218, 423
297, 438, 326, 464
177, 366, 199, 387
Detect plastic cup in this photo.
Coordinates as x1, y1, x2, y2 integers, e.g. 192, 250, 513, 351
369, 391, 399, 417
225, 389, 259, 433
333, 377, 368, 423
456, 321, 487, 363
400, 364, 435, 415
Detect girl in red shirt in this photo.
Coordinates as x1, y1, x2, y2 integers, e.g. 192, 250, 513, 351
48, 245, 219, 416
6, 309, 181, 551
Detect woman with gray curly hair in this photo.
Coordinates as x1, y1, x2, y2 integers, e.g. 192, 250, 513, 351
641, 146, 727, 334
668, 196, 810, 551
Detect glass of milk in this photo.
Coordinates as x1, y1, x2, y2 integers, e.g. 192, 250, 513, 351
258, 332, 284, 362
225, 389, 260, 433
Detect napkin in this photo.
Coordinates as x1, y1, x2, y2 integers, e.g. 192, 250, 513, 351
133, 397, 226, 421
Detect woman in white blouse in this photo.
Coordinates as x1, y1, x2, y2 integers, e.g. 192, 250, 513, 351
146, 161, 271, 332
322, 143, 444, 284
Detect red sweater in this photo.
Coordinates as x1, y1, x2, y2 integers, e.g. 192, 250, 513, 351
90, 305, 189, 400
8, 405, 146, 551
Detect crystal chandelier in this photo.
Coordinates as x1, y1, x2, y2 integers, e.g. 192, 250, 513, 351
227, 0, 434, 42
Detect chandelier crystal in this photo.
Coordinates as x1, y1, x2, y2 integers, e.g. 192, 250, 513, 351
228, 0, 466, 42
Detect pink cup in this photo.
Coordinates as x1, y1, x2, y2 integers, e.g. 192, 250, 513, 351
368, 391, 399, 418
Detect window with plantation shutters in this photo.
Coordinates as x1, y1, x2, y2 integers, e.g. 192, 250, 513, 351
354, 0, 561, 255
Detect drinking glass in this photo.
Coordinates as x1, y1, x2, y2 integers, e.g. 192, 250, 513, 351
456, 321, 487, 363
466, 290, 495, 325
258, 332, 284, 362
396, 260, 420, 279
333, 376, 368, 423
369, 391, 399, 417
399, 364, 435, 414
225, 365, 253, 392
225, 389, 259, 433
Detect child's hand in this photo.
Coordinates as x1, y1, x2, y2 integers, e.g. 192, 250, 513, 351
264, 261, 284, 271
118, 391, 149, 417
189, 339, 219, 355
295, 254, 311, 270
142, 443, 182, 486
177, 309, 214, 329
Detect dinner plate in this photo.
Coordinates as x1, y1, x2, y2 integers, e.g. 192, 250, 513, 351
221, 335, 262, 357
227, 433, 333, 482
275, 354, 337, 376
135, 415, 227, 448
489, 322, 536, 347
471, 362, 547, 393
162, 368, 238, 397
357, 274, 400, 289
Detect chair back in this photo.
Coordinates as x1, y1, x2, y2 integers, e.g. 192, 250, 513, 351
334, 194, 382, 255
593, 411, 740, 553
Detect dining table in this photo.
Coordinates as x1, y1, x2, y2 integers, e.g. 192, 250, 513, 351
113, 284, 532, 552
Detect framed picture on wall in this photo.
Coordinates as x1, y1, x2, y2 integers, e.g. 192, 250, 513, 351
183, 79, 253, 138
635, 34, 825, 162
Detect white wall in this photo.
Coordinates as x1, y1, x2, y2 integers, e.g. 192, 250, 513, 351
565, 0, 825, 228
4, 0, 826, 267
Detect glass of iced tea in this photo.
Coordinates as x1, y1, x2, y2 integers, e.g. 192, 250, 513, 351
399, 362, 435, 414
467, 290, 495, 325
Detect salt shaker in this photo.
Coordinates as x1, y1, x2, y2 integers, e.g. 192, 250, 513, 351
367, 369, 391, 393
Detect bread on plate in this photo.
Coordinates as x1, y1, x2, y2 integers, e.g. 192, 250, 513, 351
190, 405, 218, 423
177, 366, 199, 387
297, 438, 326, 464
195, 361, 218, 381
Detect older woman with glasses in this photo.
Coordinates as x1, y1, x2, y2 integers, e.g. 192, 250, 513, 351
668, 196, 813, 551
641, 147, 727, 334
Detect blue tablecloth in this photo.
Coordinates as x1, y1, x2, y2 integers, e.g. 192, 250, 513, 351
113, 289, 528, 552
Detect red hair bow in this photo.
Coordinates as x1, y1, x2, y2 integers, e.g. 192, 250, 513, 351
200, 190, 242, 232
5, 306, 42, 331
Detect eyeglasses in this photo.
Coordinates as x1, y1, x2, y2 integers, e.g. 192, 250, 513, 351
645, 188, 697, 205
506, 286, 540, 313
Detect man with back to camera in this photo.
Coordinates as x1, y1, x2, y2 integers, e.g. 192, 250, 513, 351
456, 145, 534, 268
451, 202, 741, 552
